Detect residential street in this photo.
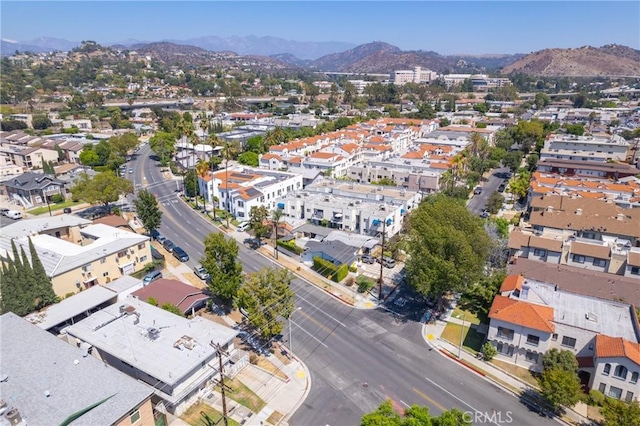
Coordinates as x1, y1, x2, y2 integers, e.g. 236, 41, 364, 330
466, 167, 510, 215
131, 146, 558, 426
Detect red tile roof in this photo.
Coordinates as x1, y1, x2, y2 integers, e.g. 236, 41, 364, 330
595, 335, 640, 366
132, 279, 209, 314
500, 275, 524, 293
489, 295, 555, 333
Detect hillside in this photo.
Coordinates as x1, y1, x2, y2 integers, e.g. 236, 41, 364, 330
501, 45, 640, 76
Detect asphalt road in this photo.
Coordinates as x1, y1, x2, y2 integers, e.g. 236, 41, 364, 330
466, 167, 510, 216
131, 147, 557, 426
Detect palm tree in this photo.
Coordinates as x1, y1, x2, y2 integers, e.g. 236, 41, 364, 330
271, 209, 284, 259
223, 141, 233, 228
189, 132, 201, 210
196, 159, 210, 214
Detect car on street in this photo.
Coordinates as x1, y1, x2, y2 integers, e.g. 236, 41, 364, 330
480, 209, 490, 219
150, 230, 161, 240
243, 238, 262, 249
162, 239, 176, 253
129, 168, 134, 174
63, 207, 72, 214
498, 183, 506, 192
361, 254, 375, 264
172, 246, 189, 262
194, 265, 210, 281
473, 187, 483, 195
156, 235, 167, 245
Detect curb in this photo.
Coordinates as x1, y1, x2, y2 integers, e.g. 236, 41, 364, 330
438, 348, 486, 377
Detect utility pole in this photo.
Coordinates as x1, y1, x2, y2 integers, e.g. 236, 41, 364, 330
213, 343, 229, 426
42, 189, 52, 217
458, 312, 465, 359
378, 218, 387, 301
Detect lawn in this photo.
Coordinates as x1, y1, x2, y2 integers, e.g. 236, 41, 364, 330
217, 377, 266, 413
451, 307, 480, 325
28, 200, 82, 215
180, 402, 240, 426
440, 322, 484, 354
491, 358, 540, 388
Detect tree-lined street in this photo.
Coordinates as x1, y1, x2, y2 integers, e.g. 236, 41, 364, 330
131, 145, 557, 426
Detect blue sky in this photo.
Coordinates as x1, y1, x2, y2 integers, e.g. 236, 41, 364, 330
2, 1, 639, 54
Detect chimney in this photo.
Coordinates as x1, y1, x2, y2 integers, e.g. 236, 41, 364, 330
575, 208, 582, 215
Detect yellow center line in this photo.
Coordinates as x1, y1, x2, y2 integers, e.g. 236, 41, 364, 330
296, 309, 334, 335
413, 387, 448, 412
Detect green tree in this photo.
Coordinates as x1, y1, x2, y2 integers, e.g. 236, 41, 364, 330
183, 169, 198, 198
508, 171, 531, 201
534, 92, 550, 109
133, 189, 162, 236
502, 151, 522, 171
0, 256, 29, 316
485, 191, 504, 214
406, 194, 491, 297
360, 401, 471, 426
271, 209, 284, 259
235, 267, 294, 340
371, 177, 396, 186
538, 368, 582, 410
481, 342, 497, 361
459, 271, 505, 319
28, 237, 56, 309
32, 115, 52, 130
70, 171, 133, 211
237, 151, 259, 167
527, 153, 539, 172
161, 303, 184, 317
149, 131, 176, 166
565, 124, 585, 136
79, 149, 100, 167
109, 133, 139, 159
201, 233, 243, 302
542, 349, 578, 373
249, 205, 270, 240
360, 400, 401, 426
601, 399, 640, 426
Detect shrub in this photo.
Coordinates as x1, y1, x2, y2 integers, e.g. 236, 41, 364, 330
51, 194, 65, 204
277, 239, 304, 255
349, 263, 358, 273
588, 390, 606, 407
481, 342, 497, 361
345, 276, 355, 287
313, 256, 348, 282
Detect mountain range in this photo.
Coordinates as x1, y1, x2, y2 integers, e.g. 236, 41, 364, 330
2, 36, 639, 77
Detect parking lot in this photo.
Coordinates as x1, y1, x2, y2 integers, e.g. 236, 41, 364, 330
358, 257, 404, 285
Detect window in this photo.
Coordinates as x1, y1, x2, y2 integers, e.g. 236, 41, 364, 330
140, 255, 147, 263
533, 248, 547, 257
626, 392, 635, 402
599, 383, 607, 393
497, 327, 514, 341
551, 333, 558, 341
593, 258, 606, 267
631, 266, 640, 276
614, 365, 628, 380
525, 351, 538, 363
582, 231, 596, 239
118, 250, 127, 258
631, 372, 638, 384
603, 363, 611, 376
238, 200, 244, 207
102, 271, 109, 277
572, 254, 585, 264
608, 386, 623, 400
526, 334, 540, 347
100, 257, 106, 264
129, 409, 141, 424
496, 342, 514, 357
137, 243, 145, 250
562, 336, 577, 348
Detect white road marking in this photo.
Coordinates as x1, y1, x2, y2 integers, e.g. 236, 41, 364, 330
295, 293, 347, 327
290, 319, 328, 348
400, 400, 410, 408
423, 377, 500, 425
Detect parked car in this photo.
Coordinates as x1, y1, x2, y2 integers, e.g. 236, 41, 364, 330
382, 257, 396, 269
480, 209, 490, 219
194, 265, 210, 281
172, 246, 189, 262
150, 230, 161, 240
498, 183, 506, 193
143, 270, 162, 285
5, 210, 22, 220
361, 254, 376, 264
237, 221, 251, 232
162, 239, 176, 253
0, 208, 9, 216
474, 187, 483, 195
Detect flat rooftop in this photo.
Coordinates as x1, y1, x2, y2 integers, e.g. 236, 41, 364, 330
0, 313, 153, 426
66, 297, 237, 386
517, 278, 638, 341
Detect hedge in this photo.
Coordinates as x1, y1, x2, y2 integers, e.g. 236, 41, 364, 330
277, 240, 304, 255
313, 256, 348, 283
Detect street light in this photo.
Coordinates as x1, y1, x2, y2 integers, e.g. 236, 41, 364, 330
458, 311, 466, 359
374, 217, 392, 301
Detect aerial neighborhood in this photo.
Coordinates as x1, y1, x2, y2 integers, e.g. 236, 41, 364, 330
1, 31, 640, 426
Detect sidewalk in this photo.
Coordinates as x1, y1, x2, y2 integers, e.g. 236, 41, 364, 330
422, 315, 593, 426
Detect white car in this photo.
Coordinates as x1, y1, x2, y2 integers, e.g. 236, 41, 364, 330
237, 222, 251, 232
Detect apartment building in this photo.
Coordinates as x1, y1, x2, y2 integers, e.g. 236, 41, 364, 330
487, 275, 640, 401
66, 298, 241, 415
508, 195, 640, 279
390, 66, 437, 85
0, 216, 152, 296
199, 166, 302, 220
0, 144, 59, 169
536, 159, 640, 180
540, 134, 630, 163
1, 313, 156, 426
